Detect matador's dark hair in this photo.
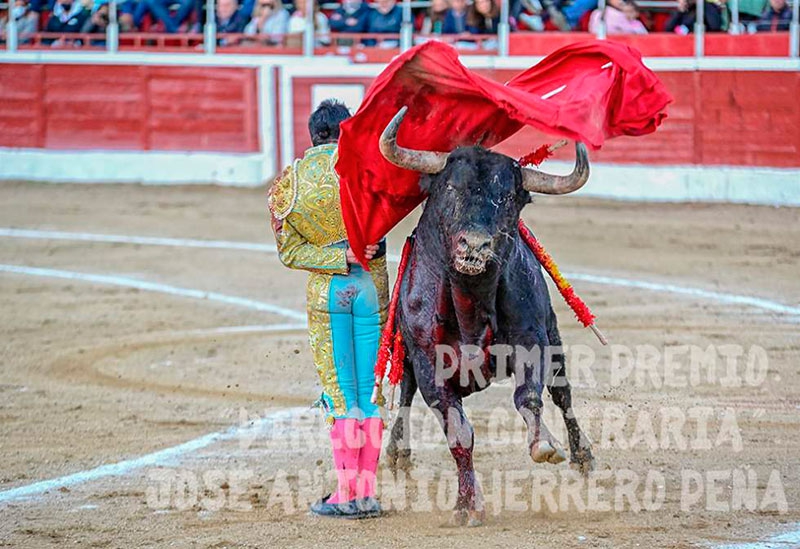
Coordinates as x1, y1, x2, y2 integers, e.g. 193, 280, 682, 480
308, 99, 351, 147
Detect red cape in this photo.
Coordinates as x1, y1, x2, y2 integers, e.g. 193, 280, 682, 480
336, 40, 672, 267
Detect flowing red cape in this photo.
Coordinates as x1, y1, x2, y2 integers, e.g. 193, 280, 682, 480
336, 40, 672, 267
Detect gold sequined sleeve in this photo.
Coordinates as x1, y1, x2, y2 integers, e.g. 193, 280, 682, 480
274, 218, 350, 275
267, 162, 349, 275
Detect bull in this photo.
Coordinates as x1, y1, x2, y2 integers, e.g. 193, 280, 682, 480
380, 107, 595, 525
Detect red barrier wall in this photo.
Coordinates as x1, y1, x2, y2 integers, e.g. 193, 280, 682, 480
0, 64, 260, 153
508, 32, 792, 57
2, 61, 798, 169
292, 69, 800, 168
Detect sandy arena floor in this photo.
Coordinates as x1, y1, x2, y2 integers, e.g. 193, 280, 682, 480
0, 181, 798, 548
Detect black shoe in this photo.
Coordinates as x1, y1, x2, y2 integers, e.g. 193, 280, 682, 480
310, 494, 361, 519
353, 496, 382, 518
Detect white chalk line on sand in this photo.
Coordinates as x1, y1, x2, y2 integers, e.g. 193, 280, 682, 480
0, 227, 278, 253
0, 408, 308, 504
190, 323, 308, 335
2, 227, 799, 318
0, 264, 306, 322
714, 526, 800, 549
564, 272, 800, 317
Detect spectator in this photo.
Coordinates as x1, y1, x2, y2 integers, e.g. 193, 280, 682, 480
77, 0, 112, 45
665, 0, 724, 32
133, 0, 196, 33
80, 0, 109, 33
0, 0, 39, 39
329, 0, 370, 33
421, 0, 449, 34
735, 0, 766, 22
27, 0, 53, 32
366, 0, 402, 33
755, 0, 791, 31
552, 0, 596, 30
516, 0, 546, 32
117, 1, 137, 32
589, 0, 647, 34
442, 0, 468, 33
466, 0, 500, 33
216, 0, 248, 32
244, 0, 289, 43
28, 0, 134, 31
45, 0, 90, 33
287, 0, 330, 44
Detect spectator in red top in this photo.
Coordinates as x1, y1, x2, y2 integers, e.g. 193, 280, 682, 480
755, 0, 791, 31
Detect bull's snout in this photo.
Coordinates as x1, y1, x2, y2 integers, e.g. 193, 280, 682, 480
456, 232, 492, 254
453, 231, 493, 276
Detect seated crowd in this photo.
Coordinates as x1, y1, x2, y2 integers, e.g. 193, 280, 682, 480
0, 0, 794, 42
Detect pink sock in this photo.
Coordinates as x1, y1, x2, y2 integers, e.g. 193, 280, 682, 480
328, 418, 362, 504
357, 417, 383, 499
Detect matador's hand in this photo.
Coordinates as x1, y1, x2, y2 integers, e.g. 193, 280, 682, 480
364, 244, 379, 260
346, 245, 379, 264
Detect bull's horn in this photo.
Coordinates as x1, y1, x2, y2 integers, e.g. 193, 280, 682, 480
521, 142, 590, 195
379, 106, 450, 174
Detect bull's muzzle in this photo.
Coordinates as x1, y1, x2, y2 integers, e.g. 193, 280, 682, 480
453, 231, 493, 276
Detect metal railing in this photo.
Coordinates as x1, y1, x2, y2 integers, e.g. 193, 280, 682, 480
2, 0, 799, 58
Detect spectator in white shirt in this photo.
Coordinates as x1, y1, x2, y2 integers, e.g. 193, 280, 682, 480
244, 0, 289, 44
288, 0, 330, 45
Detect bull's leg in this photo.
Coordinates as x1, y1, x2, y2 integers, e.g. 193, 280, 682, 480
514, 386, 568, 465
513, 328, 568, 465
429, 396, 484, 526
386, 359, 417, 474
412, 352, 484, 526
546, 307, 595, 475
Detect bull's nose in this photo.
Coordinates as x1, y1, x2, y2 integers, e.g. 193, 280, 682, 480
453, 231, 493, 275
456, 231, 492, 252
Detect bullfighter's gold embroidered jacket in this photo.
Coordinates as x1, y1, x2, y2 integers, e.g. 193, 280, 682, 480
267, 143, 349, 275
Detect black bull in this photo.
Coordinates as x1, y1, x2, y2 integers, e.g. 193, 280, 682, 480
378, 107, 595, 524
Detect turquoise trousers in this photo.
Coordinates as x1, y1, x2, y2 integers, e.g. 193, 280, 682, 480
308, 251, 388, 421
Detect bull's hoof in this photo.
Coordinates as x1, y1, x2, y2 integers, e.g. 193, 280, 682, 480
531, 441, 567, 464
449, 509, 484, 527
569, 448, 596, 476
391, 452, 412, 473
451, 509, 468, 527
468, 509, 485, 527
550, 448, 567, 464
386, 447, 413, 474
